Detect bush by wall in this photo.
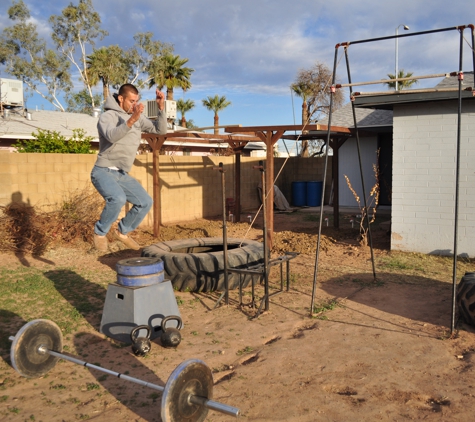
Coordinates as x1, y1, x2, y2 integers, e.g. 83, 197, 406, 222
13, 129, 94, 154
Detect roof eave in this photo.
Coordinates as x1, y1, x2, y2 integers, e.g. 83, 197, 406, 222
353, 89, 475, 110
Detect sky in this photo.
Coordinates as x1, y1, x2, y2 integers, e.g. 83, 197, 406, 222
1, 0, 474, 151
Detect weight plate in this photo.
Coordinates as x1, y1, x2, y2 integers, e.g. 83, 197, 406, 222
161, 359, 213, 422
116, 271, 165, 287
116, 257, 164, 276
10, 319, 63, 379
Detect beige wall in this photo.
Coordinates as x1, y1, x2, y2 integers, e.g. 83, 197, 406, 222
0, 151, 332, 226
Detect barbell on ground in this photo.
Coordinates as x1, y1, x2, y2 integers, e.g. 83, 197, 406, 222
9, 319, 240, 422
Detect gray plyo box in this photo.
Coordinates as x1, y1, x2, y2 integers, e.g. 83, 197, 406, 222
100, 280, 182, 344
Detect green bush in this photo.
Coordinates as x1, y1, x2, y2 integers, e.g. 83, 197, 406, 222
13, 129, 94, 153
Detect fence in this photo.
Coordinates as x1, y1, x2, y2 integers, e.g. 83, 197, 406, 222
0, 152, 331, 226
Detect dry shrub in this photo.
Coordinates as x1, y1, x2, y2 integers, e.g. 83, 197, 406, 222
0, 187, 103, 254
49, 187, 103, 246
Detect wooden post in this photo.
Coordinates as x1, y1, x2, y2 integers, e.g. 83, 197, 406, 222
265, 132, 274, 249
152, 146, 160, 237
142, 134, 166, 238
234, 153, 241, 222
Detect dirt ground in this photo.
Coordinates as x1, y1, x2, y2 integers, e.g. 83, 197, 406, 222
2, 209, 475, 421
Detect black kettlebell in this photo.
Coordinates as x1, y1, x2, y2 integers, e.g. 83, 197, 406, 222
130, 325, 152, 357
160, 316, 183, 348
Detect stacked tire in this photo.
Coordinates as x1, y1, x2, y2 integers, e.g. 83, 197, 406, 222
457, 272, 475, 326
142, 237, 265, 292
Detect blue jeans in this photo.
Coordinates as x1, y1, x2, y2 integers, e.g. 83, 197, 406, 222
91, 166, 153, 236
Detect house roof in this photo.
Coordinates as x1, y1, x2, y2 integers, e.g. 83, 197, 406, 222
352, 71, 475, 109
318, 102, 393, 128
0, 109, 100, 140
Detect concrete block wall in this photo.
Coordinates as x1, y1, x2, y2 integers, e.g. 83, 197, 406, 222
0, 152, 331, 226
391, 100, 475, 257
275, 157, 332, 205
0, 152, 95, 210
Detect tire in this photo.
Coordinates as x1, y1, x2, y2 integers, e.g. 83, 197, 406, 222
456, 272, 475, 325
141, 237, 265, 292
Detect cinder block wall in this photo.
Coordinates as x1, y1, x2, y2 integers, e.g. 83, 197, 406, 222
391, 100, 475, 257
0, 152, 331, 226
275, 156, 332, 204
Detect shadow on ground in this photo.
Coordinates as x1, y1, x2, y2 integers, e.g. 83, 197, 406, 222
73, 331, 165, 421
320, 271, 454, 328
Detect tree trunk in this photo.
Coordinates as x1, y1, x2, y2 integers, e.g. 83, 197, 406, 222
103, 83, 109, 102
214, 114, 219, 135
299, 102, 309, 157
166, 88, 174, 101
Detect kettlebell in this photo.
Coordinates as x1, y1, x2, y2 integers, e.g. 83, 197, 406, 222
130, 325, 152, 357
160, 316, 183, 348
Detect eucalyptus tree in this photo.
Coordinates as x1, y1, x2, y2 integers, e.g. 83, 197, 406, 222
0, 0, 72, 111
149, 53, 194, 100
202, 95, 231, 134
86, 45, 129, 101
49, 0, 108, 107
385, 69, 418, 90
176, 98, 195, 127
125, 32, 174, 90
65, 88, 102, 113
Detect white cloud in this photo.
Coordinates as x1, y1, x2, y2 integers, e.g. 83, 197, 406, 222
2, 0, 474, 124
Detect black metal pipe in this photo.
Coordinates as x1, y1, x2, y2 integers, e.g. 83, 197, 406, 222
260, 161, 269, 312
451, 28, 465, 333
309, 45, 339, 314
213, 163, 229, 308
336, 26, 466, 48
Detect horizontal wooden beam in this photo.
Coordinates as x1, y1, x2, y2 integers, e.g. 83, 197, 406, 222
224, 124, 352, 135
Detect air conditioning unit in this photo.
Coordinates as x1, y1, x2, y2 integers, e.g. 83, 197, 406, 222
0, 78, 23, 107
142, 100, 177, 120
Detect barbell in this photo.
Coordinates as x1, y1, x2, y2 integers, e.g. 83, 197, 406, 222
9, 319, 240, 422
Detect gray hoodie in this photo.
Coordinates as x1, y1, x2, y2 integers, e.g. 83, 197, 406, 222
94, 94, 167, 172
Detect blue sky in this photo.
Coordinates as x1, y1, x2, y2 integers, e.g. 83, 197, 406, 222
1, 0, 474, 140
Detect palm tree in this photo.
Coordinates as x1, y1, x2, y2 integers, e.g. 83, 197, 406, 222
202, 95, 231, 134
386, 69, 418, 91
176, 98, 195, 127
291, 82, 313, 157
148, 53, 194, 100
86, 45, 128, 101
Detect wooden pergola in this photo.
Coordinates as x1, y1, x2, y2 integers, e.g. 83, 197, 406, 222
142, 124, 354, 247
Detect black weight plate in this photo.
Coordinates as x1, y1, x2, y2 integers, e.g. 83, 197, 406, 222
116, 257, 164, 276
162, 359, 213, 422
10, 319, 63, 379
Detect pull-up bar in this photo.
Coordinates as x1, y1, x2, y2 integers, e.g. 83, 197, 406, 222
335, 25, 474, 48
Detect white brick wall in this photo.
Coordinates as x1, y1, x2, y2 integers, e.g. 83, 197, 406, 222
391, 100, 475, 257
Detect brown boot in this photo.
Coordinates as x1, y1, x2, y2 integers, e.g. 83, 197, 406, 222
94, 234, 109, 252
113, 230, 140, 250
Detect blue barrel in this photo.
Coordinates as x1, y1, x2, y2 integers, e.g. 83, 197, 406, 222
291, 181, 307, 206
306, 181, 323, 207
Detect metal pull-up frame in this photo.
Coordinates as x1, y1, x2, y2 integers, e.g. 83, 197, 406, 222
310, 25, 475, 334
